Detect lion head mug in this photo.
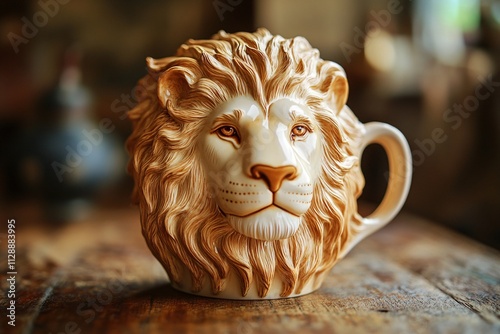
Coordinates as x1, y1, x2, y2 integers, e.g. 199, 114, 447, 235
127, 29, 412, 300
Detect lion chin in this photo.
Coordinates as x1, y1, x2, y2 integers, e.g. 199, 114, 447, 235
226, 206, 301, 241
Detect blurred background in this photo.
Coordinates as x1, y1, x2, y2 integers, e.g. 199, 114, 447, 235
0, 0, 498, 248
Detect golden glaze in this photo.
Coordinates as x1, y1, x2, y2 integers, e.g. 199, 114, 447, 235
126, 29, 412, 299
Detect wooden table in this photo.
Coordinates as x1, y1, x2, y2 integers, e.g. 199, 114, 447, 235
1, 206, 499, 334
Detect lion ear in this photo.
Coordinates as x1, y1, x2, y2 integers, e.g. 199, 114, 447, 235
322, 68, 349, 114
145, 57, 199, 111
157, 68, 194, 110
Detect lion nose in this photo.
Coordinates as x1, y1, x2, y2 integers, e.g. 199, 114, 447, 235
250, 165, 298, 192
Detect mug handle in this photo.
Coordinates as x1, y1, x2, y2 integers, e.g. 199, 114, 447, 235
341, 122, 412, 256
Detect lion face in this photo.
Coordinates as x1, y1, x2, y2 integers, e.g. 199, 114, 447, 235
199, 96, 322, 241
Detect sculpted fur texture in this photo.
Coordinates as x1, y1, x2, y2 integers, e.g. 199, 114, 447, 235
127, 29, 366, 298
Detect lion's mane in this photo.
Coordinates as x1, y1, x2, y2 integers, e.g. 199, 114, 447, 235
126, 29, 365, 298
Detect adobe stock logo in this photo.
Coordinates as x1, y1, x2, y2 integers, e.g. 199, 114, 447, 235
213, 0, 244, 21
387, 74, 499, 182
7, 0, 72, 54
339, 0, 406, 63
412, 74, 499, 167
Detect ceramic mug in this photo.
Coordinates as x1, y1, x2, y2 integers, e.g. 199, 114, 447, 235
127, 29, 412, 299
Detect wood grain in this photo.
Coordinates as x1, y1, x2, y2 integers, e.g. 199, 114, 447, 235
1, 208, 499, 334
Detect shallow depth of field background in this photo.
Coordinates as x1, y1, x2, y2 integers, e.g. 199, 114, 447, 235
0, 0, 499, 248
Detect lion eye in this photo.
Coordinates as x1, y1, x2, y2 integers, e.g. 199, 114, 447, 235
215, 125, 240, 144
218, 126, 237, 137
291, 125, 309, 139
220, 126, 234, 136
